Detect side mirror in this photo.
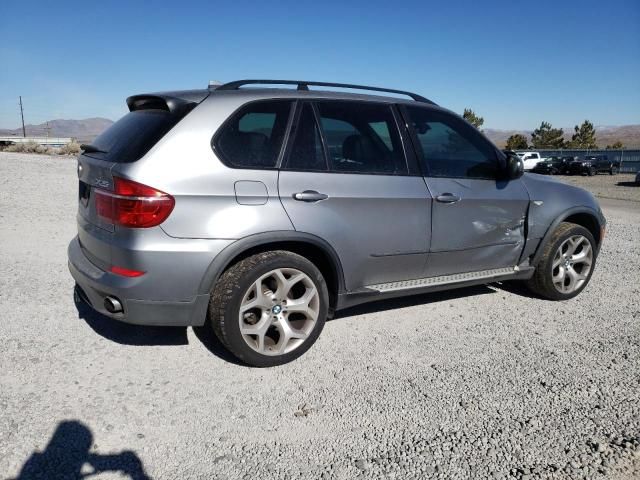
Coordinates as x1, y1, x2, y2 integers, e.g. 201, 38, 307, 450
505, 153, 524, 179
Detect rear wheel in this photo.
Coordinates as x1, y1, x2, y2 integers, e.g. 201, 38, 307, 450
526, 222, 596, 300
610, 166, 618, 175
208, 251, 329, 367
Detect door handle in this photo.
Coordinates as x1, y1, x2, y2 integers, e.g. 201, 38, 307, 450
293, 190, 329, 202
436, 193, 461, 204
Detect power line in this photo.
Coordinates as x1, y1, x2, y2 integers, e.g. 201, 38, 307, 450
19, 96, 26, 137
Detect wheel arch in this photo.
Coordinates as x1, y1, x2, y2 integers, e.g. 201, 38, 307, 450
530, 206, 604, 267
199, 231, 345, 311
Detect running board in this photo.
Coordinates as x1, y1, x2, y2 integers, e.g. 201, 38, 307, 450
367, 267, 518, 293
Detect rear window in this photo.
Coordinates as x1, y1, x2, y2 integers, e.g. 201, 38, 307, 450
87, 109, 188, 163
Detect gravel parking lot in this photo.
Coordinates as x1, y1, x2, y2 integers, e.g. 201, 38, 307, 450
1, 152, 639, 480
554, 173, 640, 203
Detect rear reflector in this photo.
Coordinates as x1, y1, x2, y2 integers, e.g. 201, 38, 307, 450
96, 176, 175, 228
110, 265, 145, 277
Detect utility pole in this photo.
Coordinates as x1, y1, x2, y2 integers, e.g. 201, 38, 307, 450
44, 121, 51, 139
19, 96, 26, 137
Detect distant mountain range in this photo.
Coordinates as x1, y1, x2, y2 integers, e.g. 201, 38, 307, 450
484, 125, 640, 149
1, 118, 638, 149
0, 118, 114, 144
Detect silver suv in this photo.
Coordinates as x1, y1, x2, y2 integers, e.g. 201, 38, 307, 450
69, 80, 606, 366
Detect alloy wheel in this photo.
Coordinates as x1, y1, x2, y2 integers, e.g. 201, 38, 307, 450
238, 268, 320, 356
551, 235, 593, 294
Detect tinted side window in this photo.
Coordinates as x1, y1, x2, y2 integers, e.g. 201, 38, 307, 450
316, 102, 407, 175
406, 107, 498, 179
285, 103, 327, 171
215, 100, 292, 168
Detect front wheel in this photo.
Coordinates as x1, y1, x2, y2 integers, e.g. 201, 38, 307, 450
525, 222, 596, 300
208, 251, 329, 367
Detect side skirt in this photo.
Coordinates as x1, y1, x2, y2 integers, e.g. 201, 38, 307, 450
335, 266, 534, 311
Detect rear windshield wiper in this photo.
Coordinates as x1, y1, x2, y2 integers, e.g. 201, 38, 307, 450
80, 144, 108, 154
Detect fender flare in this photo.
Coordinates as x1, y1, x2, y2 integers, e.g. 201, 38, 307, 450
530, 205, 604, 267
197, 231, 346, 295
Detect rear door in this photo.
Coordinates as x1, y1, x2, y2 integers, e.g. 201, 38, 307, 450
402, 106, 529, 277
278, 100, 432, 291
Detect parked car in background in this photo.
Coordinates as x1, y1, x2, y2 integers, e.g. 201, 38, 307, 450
568, 155, 619, 176
68, 79, 606, 367
517, 151, 545, 171
590, 155, 620, 175
531, 156, 575, 175
635, 170, 640, 185
568, 157, 597, 176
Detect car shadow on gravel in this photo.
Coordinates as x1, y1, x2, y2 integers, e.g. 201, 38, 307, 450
74, 291, 188, 346
192, 325, 249, 366
74, 290, 253, 365
333, 285, 496, 320
9, 420, 150, 480
616, 181, 639, 187
491, 280, 539, 298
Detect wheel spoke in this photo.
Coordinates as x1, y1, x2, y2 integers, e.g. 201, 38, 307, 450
552, 265, 565, 284
571, 242, 591, 263
552, 252, 564, 269
286, 286, 317, 316
240, 279, 272, 312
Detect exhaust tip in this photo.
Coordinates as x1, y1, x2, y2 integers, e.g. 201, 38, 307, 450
104, 296, 123, 314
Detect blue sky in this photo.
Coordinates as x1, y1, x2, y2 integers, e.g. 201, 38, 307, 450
0, 0, 638, 130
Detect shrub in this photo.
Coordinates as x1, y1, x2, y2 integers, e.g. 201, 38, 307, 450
58, 142, 81, 155
5, 143, 25, 152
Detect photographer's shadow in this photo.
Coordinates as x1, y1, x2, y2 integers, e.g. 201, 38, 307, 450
10, 420, 150, 480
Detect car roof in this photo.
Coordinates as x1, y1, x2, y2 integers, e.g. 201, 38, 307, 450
208, 87, 435, 105
132, 85, 443, 111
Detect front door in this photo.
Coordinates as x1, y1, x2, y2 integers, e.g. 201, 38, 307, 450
278, 101, 432, 291
402, 106, 529, 277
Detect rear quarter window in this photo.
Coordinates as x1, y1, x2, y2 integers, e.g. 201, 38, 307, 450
88, 109, 189, 163
213, 100, 293, 169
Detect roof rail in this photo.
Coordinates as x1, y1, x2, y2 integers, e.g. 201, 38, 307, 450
213, 79, 436, 105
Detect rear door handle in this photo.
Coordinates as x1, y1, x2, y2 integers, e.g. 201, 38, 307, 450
293, 190, 329, 202
436, 193, 461, 204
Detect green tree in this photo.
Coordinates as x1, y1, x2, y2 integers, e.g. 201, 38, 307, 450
505, 134, 528, 150
606, 141, 624, 150
463, 108, 484, 129
531, 121, 565, 149
568, 120, 597, 149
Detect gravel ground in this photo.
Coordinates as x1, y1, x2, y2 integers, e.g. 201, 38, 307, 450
551, 173, 640, 203
1, 152, 639, 480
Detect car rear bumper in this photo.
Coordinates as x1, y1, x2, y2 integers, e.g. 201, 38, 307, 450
68, 235, 227, 326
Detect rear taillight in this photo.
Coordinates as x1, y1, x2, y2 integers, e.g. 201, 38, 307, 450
96, 177, 175, 228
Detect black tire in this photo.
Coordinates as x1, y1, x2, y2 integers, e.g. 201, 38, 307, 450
610, 167, 618, 175
207, 250, 329, 367
525, 222, 597, 300
588, 167, 595, 176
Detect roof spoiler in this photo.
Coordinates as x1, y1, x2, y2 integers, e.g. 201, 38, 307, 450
126, 90, 210, 114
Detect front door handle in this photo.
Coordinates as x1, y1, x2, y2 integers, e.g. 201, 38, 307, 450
293, 190, 329, 202
436, 193, 461, 204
